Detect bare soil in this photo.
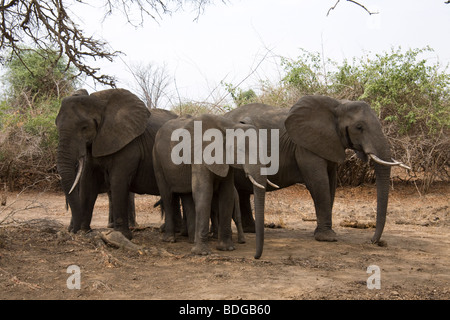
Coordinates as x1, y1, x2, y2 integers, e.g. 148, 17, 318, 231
0, 182, 449, 300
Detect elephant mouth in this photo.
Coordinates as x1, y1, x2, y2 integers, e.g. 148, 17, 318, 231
345, 127, 410, 170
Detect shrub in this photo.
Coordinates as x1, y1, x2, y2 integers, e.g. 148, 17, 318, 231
228, 47, 450, 191
0, 49, 77, 191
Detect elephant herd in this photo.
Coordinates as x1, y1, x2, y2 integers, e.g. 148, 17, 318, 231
55, 88, 409, 259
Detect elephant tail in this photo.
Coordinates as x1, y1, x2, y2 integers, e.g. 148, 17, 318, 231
153, 198, 165, 219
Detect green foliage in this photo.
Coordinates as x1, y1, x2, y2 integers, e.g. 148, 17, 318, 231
0, 49, 77, 190
337, 47, 450, 135
227, 46, 450, 190
281, 49, 332, 95
222, 82, 257, 107
279, 46, 450, 136
3, 48, 78, 102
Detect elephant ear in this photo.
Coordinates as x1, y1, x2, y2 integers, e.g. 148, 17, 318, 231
91, 88, 150, 157
191, 114, 231, 178
285, 95, 346, 163
205, 163, 230, 178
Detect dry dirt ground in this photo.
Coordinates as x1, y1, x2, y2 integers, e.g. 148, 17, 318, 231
0, 182, 448, 300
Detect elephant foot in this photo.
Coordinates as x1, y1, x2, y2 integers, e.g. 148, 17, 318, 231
162, 233, 176, 243
242, 223, 255, 233
117, 228, 132, 240
237, 234, 246, 244
191, 243, 211, 256
129, 221, 139, 229
216, 240, 235, 251
314, 228, 337, 242
210, 231, 219, 239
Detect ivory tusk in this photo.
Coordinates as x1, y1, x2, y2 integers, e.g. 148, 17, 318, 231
369, 154, 411, 170
69, 157, 84, 194
249, 175, 265, 189
397, 162, 412, 170
267, 179, 280, 189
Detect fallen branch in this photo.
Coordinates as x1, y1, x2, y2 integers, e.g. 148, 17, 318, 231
0, 267, 42, 290
99, 230, 175, 257
340, 219, 375, 229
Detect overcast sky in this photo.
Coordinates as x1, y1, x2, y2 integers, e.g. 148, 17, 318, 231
74, 0, 450, 107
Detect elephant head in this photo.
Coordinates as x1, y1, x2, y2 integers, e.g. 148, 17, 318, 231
55, 88, 150, 232
285, 95, 408, 244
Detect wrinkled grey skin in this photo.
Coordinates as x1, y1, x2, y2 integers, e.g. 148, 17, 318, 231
225, 95, 392, 244
153, 114, 267, 258
210, 187, 245, 244
159, 189, 245, 245
56, 88, 177, 239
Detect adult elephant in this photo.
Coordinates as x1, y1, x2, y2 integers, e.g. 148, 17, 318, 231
225, 95, 409, 244
56, 88, 178, 239
153, 114, 274, 259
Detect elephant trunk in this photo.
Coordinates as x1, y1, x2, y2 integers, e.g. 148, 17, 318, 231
372, 163, 391, 244
56, 136, 84, 232
252, 180, 266, 259
370, 141, 392, 244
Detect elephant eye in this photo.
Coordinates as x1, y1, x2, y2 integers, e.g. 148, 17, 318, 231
356, 123, 364, 131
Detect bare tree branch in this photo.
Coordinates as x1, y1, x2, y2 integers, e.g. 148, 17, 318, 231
327, 0, 379, 16
0, 0, 215, 87
129, 62, 171, 109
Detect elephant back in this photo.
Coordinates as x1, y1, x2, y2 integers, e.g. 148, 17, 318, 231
224, 103, 289, 130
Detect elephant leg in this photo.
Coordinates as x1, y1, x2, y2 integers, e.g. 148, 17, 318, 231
210, 197, 219, 239
298, 151, 336, 241
80, 190, 98, 232
239, 192, 256, 233
233, 188, 246, 244
191, 177, 213, 255
161, 195, 180, 243
109, 181, 132, 240
127, 192, 137, 228
180, 194, 195, 243
217, 176, 235, 251
328, 162, 338, 209
107, 190, 114, 228
79, 167, 101, 232
108, 192, 136, 228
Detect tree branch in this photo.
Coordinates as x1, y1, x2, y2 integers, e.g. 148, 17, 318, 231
0, 0, 215, 87
327, 0, 379, 16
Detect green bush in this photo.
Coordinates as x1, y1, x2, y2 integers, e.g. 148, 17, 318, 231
229, 47, 450, 191
0, 49, 76, 191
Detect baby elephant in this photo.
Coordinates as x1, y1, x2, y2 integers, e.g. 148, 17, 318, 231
153, 114, 273, 259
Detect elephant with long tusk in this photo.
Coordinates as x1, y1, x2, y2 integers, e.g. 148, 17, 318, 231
56, 88, 178, 239
225, 95, 410, 245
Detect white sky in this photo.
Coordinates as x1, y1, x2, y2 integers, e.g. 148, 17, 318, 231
74, 0, 450, 107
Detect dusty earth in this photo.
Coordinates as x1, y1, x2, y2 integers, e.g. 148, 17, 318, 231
0, 181, 448, 301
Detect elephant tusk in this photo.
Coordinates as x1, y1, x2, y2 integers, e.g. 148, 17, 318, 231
69, 157, 84, 195
249, 175, 265, 190
267, 179, 280, 189
369, 154, 411, 170
397, 162, 412, 170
